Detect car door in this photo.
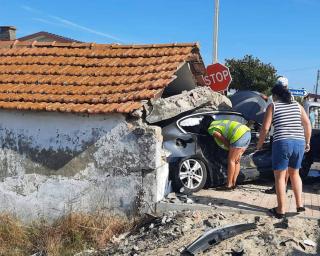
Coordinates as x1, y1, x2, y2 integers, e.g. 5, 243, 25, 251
161, 118, 198, 163
177, 112, 228, 185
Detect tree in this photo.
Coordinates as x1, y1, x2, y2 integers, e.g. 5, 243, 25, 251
225, 55, 277, 95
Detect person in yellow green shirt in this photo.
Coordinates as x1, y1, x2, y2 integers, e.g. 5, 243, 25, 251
200, 116, 251, 191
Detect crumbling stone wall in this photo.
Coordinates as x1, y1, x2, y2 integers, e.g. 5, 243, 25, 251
0, 110, 168, 222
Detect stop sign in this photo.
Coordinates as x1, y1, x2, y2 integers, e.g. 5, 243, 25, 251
202, 63, 232, 92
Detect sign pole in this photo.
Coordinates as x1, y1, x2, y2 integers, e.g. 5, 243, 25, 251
315, 69, 320, 95
213, 0, 219, 64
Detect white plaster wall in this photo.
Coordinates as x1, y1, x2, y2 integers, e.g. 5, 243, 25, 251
0, 110, 169, 222
0, 110, 121, 152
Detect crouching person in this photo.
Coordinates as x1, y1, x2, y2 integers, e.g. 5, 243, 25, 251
200, 116, 251, 190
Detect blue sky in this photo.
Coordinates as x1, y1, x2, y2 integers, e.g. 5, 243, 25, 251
2, 0, 320, 92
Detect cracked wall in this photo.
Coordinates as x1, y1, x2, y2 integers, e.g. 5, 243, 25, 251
0, 110, 169, 222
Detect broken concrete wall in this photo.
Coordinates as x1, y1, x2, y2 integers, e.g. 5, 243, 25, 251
0, 110, 169, 222
145, 87, 232, 123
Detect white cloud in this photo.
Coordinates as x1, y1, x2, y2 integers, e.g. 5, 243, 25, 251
32, 18, 70, 28
49, 15, 125, 43
20, 5, 40, 13
21, 5, 125, 43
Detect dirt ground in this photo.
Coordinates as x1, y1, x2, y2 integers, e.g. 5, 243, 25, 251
100, 210, 319, 256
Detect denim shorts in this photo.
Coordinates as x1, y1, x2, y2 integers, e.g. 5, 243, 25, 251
272, 139, 305, 170
230, 131, 251, 148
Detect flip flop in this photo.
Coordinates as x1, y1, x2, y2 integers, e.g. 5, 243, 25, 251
269, 207, 286, 219
297, 207, 305, 213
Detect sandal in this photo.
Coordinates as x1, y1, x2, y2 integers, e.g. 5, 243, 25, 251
297, 207, 306, 213
269, 207, 286, 219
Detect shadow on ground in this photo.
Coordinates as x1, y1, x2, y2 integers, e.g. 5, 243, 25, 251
189, 194, 267, 213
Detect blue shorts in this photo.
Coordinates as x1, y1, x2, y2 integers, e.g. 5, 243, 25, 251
272, 139, 305, 170
231, 131, 251, 148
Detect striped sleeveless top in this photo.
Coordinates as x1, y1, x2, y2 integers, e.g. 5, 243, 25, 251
272, 101, 305, 142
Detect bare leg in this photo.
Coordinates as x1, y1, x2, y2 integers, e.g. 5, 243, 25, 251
227, 149, 235, 188
274, 170, 287, 214
285, 170, 289, 188
233, 162, 240, 187
228, 147, 245, 187
288, 167, 303, 208
232, 148, 246, 186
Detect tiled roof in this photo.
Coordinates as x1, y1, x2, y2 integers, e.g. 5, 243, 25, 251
18, 31, 81, 43
0, 41, 205, 114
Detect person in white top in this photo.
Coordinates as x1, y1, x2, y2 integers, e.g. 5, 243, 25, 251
264, 76, 293, 194
257, 79, 311, 218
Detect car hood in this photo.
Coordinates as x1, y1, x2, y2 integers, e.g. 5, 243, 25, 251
230, 91, 267, 124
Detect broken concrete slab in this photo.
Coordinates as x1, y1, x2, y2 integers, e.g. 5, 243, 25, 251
145, 87, 232, 123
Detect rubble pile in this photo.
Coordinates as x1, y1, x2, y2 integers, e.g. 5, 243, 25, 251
145, 87, 232, 123
97, 210, 319, 256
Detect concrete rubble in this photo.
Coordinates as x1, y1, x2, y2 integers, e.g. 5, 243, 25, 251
145, 87, 232, 123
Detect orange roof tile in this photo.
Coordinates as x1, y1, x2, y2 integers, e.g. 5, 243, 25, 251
0, 41, 205, 114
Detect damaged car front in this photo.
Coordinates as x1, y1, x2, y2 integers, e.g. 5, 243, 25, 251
161, 107, 274, 194
154, 90, 276, 194
146, 87, 277, 194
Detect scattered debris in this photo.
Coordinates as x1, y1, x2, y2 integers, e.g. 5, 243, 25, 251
279, 238, 296, 247
99, 210, 319, 256
186, 198, 194, 204
182, 222, 257, 255
273, 217, 289, 229
231, 249, 244, 256
299, 242, 306, 250
303, 239, 317, 247
254, 216, 261, 223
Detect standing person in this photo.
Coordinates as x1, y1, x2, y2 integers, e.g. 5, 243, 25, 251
264, 76, 292, 194
257, 83, 311, 218
200, 117, 251, 191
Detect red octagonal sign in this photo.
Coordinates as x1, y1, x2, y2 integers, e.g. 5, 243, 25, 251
202, 63, 232, 92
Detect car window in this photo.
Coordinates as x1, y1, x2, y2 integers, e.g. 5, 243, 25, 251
309, 106, 320, 129
179, 117, 203, 127
178, 116, 204, 133
178, 113, 248, 134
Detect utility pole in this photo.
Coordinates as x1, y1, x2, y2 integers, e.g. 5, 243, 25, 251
316, 70, 320, 95
213, 0, 220, 64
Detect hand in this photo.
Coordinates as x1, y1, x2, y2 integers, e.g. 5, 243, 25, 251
305, 143, 310, 152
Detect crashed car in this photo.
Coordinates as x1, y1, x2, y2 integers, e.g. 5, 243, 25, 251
158, 91, 309, 193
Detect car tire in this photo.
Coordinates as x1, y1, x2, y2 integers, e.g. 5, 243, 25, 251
172, 158, 207, 194
300, 154, 312, 179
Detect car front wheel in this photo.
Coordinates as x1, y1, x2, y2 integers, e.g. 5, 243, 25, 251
172, 158, 207, 194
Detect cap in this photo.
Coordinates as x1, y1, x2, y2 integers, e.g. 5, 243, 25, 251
276, 76, 289, 88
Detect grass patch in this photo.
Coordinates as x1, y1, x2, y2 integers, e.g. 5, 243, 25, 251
0, 212, 132, 256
